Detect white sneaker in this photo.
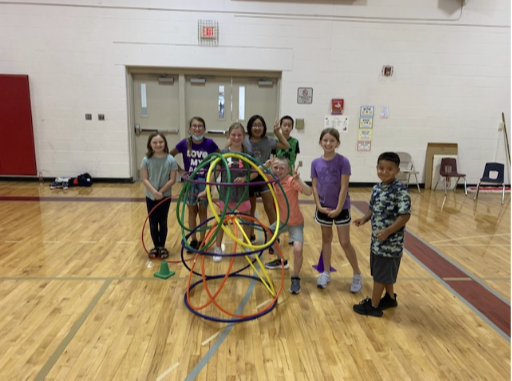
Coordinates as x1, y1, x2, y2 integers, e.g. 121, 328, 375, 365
350, 274, 363, 293
242, 246, 256, 259
213, 246, 222, 262
317, 272, 331, 289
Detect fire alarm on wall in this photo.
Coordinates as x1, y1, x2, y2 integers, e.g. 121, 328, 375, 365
382, 65, 393, 77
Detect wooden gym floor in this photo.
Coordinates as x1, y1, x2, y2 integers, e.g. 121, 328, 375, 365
0, 181, 509, 380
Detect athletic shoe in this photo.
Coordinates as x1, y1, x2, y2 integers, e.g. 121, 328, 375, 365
289, 277, 301, 294
242, 246, 256, 259
353, 297, 383, 317
379, 293, 398, 310
317, 272, 331, 289
350, 274, 363, 293
213, 246, 222, 262
187, 239, 199, 253
265, 258, 289, 270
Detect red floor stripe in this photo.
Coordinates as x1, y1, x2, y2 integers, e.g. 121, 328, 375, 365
353, 200, 510, 337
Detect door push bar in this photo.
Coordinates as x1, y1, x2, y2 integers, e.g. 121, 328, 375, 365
135, 124, 179, 136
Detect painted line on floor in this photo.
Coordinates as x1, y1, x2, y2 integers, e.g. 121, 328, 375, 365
352, 200, 510, 341
156, 362, 180, 381
34, 279, 112, 380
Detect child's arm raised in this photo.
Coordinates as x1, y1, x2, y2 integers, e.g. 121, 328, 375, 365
274, 118, 290, 149
293, 166, 312, 196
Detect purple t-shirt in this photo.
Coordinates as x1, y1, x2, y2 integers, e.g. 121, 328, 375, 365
311, 154, 351, 210
175, 138, 219, 177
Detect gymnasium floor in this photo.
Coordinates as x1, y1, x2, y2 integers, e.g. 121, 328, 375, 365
0, 181, 509, 380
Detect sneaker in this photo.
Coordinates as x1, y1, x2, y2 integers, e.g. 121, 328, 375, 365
212, 246, 222, 262
350, 274, 363, 293
265, 258, 289, 270
187, 239, 199, 253
379, 293, 398, 310
353, 297, 383, 317
240, 246, 256, 259
289, 276, 301, 294
317, 272, 331, 289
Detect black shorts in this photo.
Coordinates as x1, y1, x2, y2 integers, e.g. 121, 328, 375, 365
314, 208, 351, 226
249, 174, 271, 198
370, 253, 401, 284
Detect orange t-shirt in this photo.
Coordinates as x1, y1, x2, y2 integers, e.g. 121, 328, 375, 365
273, 175, 304, 226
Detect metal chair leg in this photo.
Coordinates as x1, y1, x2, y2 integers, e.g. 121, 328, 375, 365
463, 178, 467, 196
434, 177, 441, 192
453, 178, 460, 193
414, 173, 420, 193
474, 182, 481, 201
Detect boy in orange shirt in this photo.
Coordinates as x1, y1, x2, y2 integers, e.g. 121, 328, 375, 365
264, 156, 312, 294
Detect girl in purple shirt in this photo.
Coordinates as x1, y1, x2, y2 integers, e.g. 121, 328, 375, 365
170, 116, 219, 251
311, 128, 362, 292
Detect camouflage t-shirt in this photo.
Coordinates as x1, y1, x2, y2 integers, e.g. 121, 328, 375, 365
369, 179, 411, 258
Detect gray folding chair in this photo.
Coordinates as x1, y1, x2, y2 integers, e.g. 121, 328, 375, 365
396, 152, 420, 193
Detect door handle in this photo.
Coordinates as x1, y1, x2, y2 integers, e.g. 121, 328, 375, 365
206, 129, 226, 135
135, 125, 179, 136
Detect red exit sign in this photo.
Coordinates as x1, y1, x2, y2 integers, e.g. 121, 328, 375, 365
201, 26, 217, 39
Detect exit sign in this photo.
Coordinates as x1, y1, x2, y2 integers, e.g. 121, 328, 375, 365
198, 20, 218, 44
201, 26, 217, 39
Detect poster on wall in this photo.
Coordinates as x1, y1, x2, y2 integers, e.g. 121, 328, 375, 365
359, 118, 373, 129
357, 140, 371, 152
324, 115, 349, 134
358, 129, 373, 141
360, 106, 374, 118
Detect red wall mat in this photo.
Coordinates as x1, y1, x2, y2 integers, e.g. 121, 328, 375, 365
0, 74, 37, 175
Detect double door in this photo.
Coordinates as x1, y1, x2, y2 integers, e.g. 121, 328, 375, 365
131, 71, 279, 180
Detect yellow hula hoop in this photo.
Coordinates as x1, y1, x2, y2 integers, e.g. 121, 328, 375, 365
205, 153, 280, 251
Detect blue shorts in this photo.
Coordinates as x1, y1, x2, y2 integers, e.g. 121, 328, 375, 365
186, 179, 208, 208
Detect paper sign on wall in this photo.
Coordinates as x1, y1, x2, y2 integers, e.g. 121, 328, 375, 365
359, 118, 373, 129
324, 115, 349, 134
358, 129, 373, 141
357, 141, 371, 152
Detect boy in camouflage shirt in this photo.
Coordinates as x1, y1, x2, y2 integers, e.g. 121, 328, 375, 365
353, 152, 411, 317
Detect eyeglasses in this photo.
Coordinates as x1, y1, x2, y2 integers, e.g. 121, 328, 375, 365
191, 124, 204, 129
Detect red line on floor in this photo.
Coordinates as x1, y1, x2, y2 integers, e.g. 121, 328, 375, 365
352, 200, 510, 338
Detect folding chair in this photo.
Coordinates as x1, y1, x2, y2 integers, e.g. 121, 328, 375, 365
473, 162, 506, 204
396, 152, 420, 193
434, 157, 467, 195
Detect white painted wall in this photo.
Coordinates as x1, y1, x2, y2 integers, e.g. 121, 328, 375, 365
0, 0, 510, 183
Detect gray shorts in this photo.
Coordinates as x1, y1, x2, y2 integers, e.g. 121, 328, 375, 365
370, 253, 401, 284
268, 221, 304, 244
